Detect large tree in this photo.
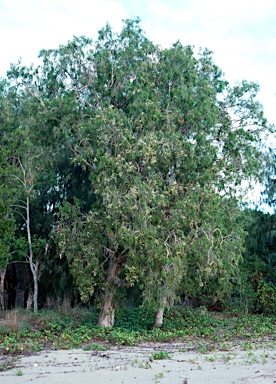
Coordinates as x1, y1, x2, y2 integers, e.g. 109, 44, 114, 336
7, 19, 273, 325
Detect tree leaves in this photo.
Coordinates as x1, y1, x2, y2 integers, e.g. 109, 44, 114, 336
2, 18, 274, 321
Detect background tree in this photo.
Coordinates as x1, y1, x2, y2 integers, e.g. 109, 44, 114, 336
0, 178, 16, 310
0, 79, 18, 309
9, 151, 45, 313
0, 79, 56, 312
234, 209, 276, 314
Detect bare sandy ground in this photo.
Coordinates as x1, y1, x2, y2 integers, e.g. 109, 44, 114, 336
1, 342, 275, 383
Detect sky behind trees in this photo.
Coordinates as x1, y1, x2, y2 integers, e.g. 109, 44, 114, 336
0, 0, 275, 125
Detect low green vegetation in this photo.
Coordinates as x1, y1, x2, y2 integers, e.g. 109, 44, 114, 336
150, 351, 171, 360
15, 369, 23, 376
0, 307, 275, 365
154, 372, 164, 384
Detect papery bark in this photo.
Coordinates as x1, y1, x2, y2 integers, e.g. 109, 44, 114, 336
154, 296, 167, 328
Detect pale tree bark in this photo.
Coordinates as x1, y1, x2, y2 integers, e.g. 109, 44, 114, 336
98, 257, 119, 327
26, 196, 39, 313
0, 269, 7, 310
10, 155, 43, 314
98, 252, 130, 327
97, 291, 115, 327
154, 296, 167, 328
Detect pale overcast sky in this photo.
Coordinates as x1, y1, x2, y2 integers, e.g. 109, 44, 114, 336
0, 0, 275, 126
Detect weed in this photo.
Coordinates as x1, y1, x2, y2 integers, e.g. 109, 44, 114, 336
83, 343, 108, 351
131, 358, 139, 366
221, 353, 234, 363
243, 341, 254, 351
131, 358, 151, 369
150, 351, 171, 361
205, 354, 217, 362
93, 343, 108, 351
179, 347, 187, 352
155, 372, 164, 377
154, 372, 164, 383
198, 342, 209, 353
260, 352, 269, 363
246, 355, 259, 364
0, 358, 17, 372
15, 369, 23, 376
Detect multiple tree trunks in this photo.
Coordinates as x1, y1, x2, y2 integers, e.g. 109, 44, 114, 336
0, 19, 273, 325
0, 263, 32, 309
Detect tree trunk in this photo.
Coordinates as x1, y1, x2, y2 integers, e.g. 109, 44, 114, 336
97, 257, 123, 327
154, 297, 167, 328
26, 196, 39, 313
0, 269, 7, 310
33, 261, 39, 313
26, 288, 33, 309
97, 293, 115, 327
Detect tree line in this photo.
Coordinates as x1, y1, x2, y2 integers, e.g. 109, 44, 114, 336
0, 18, 275, 327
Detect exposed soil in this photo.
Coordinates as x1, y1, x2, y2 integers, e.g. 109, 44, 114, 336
0, 341, 275, 383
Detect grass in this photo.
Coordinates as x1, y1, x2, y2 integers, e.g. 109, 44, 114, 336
0, 306, 275, 366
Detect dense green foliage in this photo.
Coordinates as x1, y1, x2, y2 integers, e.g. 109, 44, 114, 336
0, 18, 275, 324
236, 210, 276, 314
0, 308, 275, 360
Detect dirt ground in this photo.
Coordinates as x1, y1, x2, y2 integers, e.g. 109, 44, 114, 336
0, 342, 275, 383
